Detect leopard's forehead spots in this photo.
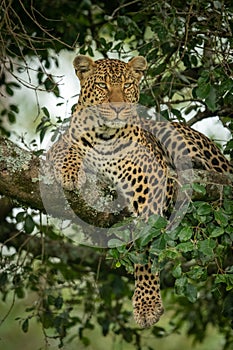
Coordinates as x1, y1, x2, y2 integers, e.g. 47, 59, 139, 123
95, 59, 128, 71
93, 59, 132, 83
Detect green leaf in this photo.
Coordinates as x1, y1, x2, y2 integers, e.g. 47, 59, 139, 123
16, 211, 25, 222
188, 266, 207, 281
153, 63, 166, 75
172, 264, 182, 278
138, 216, 166, 247
139, 230, 158, 247
16, 287, 25, 299
197, 203, 212, 216
87, 46, 94, 57
215, 274, 227, 284
7, 111, 16, 123
171, 108, 183, 121
159, 248, 180, 261
191, 55, 198, 66
196, 82, 210, 99
215, 273, 233, 290
158, 25, 168, 41
192, 183, 206, 195
128, 252, 147, 265
153, 216, 167, 229
205, 85, 217, 111
48, 294, 55, 305
115, 30, 127, 41
51, 129, 60, 142
198, 239, 216, 256
210, 227, 225, 238
44, 76, 60, 97
214, 209, 228, 227
24, 215, 35, 234
185, 283, 197, 303
175, 275, 187, 295
55, 296, 63, 310
41, 312, 54, 329
41, 106, 50, 118
222, 292, 233, 319
39, 127, 48, 143
10, 104, 19, 113
6, 85, 14, 96
224, 139, 233, 154
22, 319, 29, 333
0, 272, 8, 286
178, 226, 193, 242
176, 241, 193, 253
81, 336, 91, 346
108, 248, 119, 259
150, 235, 167, 254
108, 239, 125, 248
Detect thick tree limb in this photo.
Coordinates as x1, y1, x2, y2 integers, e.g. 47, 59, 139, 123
0, 136, 232, 224
0, 136, 232, 286
0, 137, 130, 227
0, 223, 113, 274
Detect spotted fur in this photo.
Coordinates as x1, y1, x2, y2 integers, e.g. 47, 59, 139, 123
47, 55, 232, 328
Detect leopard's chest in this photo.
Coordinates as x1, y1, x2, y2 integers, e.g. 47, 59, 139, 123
81, 135, 142, 181
79, 132, 164, 193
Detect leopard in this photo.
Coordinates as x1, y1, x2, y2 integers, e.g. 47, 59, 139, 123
47, 55, 232, 328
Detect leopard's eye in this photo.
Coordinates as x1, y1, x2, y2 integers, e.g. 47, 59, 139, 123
96, 82, 107, 89
124, 83, 132, 88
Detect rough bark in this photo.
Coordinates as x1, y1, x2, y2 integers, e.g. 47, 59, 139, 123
0, 135, 232, 283
0, 136, 232, 224
0, 137, 130, 227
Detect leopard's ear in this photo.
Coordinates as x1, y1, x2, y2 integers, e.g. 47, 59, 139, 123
73, 55, 95, 80
128, 56, 147, 80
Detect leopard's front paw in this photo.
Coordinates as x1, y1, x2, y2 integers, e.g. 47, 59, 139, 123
46, 141, 84, 191
53, 166, 86, 192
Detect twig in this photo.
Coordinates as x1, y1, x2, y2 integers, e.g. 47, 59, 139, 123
111, 0, 141, 18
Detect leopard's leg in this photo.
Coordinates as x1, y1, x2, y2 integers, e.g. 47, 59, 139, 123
46, 136, 84, 191
132, 262, 164, 328
112, 158, 167, 327
131, 178, 175, 327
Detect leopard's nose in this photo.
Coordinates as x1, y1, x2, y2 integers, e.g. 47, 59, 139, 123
109, 102, 125, 113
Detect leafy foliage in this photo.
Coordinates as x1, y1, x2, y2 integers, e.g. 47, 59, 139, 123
0, 0, 233, 349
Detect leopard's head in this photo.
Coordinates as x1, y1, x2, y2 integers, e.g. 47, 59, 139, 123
73, 55, 147, 129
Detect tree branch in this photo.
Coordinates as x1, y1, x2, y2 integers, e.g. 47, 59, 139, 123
0, 135, 232, 284
0, 137, 130, 227
187, 107, 233, 127
0, 220, 130, 280
0, 136, 232, 224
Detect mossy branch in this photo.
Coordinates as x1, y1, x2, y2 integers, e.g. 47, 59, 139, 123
0, 136, 232, 224
0, 137, 129, 226
0, 136, 232, 283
